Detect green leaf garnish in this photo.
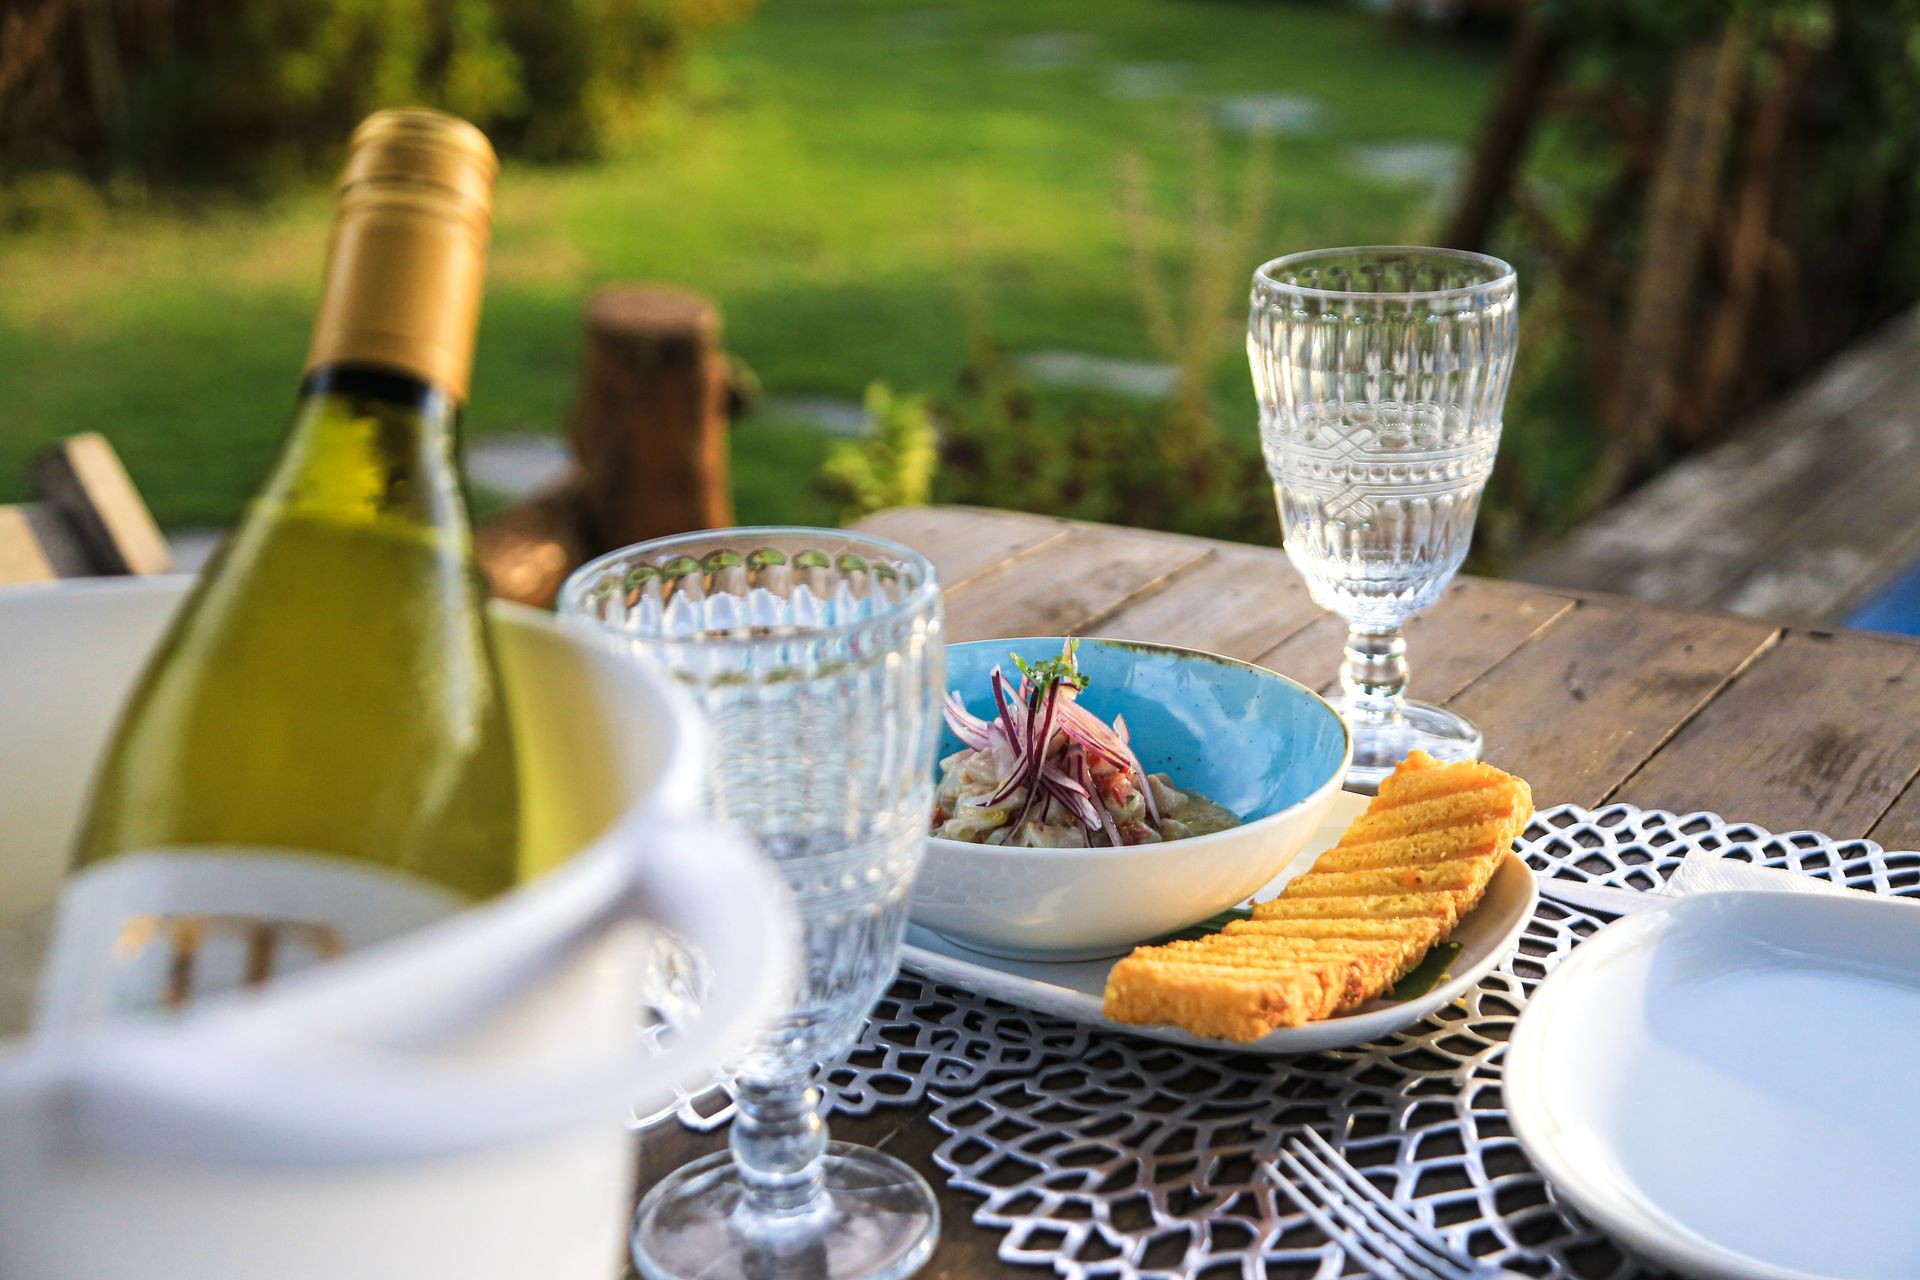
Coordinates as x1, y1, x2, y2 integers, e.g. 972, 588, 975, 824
1385, 942, 1463, 1001
1011, 638, 1089, 709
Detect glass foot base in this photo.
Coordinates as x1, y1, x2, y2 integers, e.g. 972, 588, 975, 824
632, 1142, 939, 1280
1333, 697, 1482, 793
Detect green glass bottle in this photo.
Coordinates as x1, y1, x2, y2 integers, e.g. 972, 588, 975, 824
40, 109, 519, 1028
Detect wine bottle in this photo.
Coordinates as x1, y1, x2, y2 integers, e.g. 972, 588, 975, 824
38, 109, 520, 1029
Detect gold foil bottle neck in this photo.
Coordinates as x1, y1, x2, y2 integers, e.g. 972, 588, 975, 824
304, 108, 498, 401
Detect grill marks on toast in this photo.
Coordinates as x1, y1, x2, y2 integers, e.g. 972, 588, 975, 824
1277, 855, 1499, 901
1246, 891, 1459, 928
1101, 751, 1534, 1042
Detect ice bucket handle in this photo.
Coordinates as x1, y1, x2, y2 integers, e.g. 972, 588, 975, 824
28, 812, 793, 1166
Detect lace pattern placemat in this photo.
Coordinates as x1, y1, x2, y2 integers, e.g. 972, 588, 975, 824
647, 803, 1919, 1278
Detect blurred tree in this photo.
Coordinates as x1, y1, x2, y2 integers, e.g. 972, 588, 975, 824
0, 0, 761, 183
1452, 0, 1920, 513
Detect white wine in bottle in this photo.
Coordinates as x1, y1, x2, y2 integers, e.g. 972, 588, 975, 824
38, 109, 519, 1029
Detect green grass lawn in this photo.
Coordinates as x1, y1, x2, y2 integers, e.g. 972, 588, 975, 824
0, 0, 1498, 532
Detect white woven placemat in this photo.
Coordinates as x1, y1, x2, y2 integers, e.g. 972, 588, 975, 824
648, 803, 1919, 1278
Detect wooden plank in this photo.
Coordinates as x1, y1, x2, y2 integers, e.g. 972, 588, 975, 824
1522, 308, 1920, 603
0, 508, 59, 585
0, 504, 95, 584
1612, 629, 1920, 837
1712, 403, 1920, 622
25, 503, 94, 577
941, 524, 1210, 642
1867, 778, 1920, 855
1083, 546, 1324, 661
857, 506, 1069, 593
475, 474, 593, 608
841, 1106, 1019, 1280
1446, 597, 1779, 806
1531, 385, 1916, 608
1251, 577, 1576, 706
28, 433, 172, 576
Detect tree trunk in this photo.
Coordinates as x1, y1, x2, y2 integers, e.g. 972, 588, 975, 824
1446, 15, 1563, 251
1593, 21, 1748, 500
1684, 41, 1812, 446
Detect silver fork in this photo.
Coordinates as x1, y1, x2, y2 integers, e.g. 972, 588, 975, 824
1264, 1128, 1527, 1280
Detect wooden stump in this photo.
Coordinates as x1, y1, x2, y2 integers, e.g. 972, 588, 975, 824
569, 286, 733, 548
475, 284, 739, 604
474, 474, 594, 610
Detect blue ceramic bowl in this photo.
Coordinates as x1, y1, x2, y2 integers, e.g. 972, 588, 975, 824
913, 636, 1353, 959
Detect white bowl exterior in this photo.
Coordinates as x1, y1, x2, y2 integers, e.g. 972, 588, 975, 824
0, 578, 755, 1280
914, 778, 1344, 954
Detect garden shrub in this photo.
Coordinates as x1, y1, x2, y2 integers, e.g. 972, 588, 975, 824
0, 0, 761, 183
930, 353, 1273, 546
904, 119, 1279, 546
0, 169, 110, 237
819, 384, 939, 524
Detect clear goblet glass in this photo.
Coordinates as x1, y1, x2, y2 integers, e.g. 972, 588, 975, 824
1248, 247, 1518, 789
561, 528, 945, 1280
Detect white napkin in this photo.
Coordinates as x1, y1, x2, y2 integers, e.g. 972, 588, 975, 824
1663, 846, 1861, 900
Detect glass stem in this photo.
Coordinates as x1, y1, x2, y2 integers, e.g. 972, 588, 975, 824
1340, 623, 1408, 723
730, 1072, 829, 1220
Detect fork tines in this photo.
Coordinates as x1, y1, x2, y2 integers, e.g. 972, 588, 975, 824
1268, 1128, 1492, 1280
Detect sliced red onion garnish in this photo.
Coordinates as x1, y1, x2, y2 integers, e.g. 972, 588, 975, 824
943, 692, 994, 750
938, 640, 1154, 845
1057, 699, 1158, 823
1076, 748, 1122, 846
990, 668, 1025, 742
1039, 761, 1088, 797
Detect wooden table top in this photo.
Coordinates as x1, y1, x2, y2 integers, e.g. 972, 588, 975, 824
636, 504, 1920, 1278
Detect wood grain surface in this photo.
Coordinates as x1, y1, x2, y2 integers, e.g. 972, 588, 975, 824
1522, 306, 1920, 623
629, 506, 1920, 1279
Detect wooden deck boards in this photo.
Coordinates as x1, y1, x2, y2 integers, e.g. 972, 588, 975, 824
1520, 307, 1920, 626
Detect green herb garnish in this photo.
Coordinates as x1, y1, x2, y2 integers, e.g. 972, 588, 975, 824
1011, 638, 1089, 708
1384, 941, 1463, 1001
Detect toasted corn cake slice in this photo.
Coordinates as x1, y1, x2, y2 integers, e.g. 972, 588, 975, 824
1249, 891, 1460, 928
1308, 822, 1513, 874
1101, 752, 1534, 1041
1103, 959, 1347, 1040
1222, 915, 1445, 948
1348, 750, 1533, 845
1147, 936, 1409, 1005
1280, 857, 1499, 903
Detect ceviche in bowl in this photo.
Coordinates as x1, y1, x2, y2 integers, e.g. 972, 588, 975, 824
933, 640, 1241, 848
913, 637, 1352, 961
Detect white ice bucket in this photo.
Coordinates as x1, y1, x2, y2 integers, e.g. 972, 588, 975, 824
0, 578, 791, 1280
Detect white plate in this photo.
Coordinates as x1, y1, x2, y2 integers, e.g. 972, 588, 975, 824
901, 790, 1538, 1054
1507, 890, 1920, 1280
